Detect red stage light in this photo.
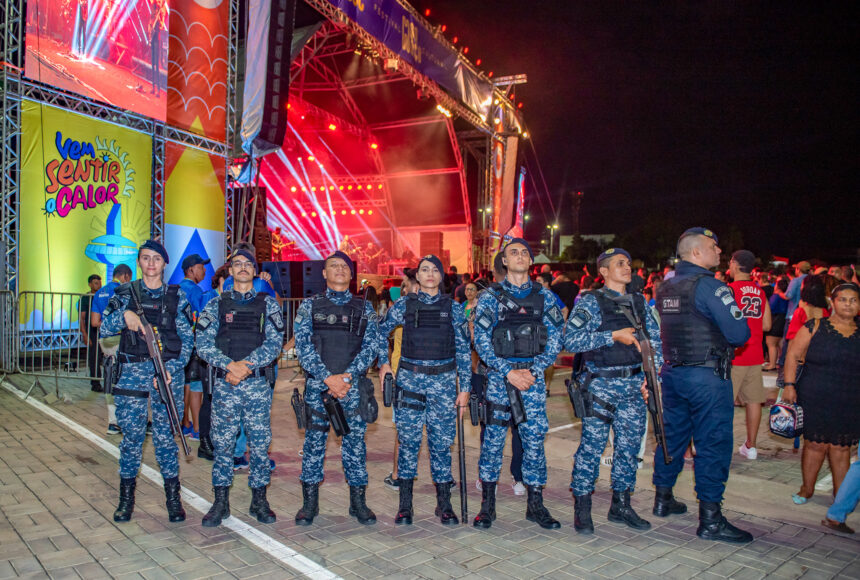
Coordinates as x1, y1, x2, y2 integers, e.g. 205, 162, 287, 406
311, 186, 317, 192
329, 186, 335, 191
328, 123, 337, 130
517, 102, 524, 109
378, 184, 383, 189
463, 46, 469, 54
441, 24, 446, 32
488, 71, 493, 78
368, 210, 373, 215
424, 8, 430, 17
357, 185, 363, 190
350, 209, 356, 215
290, 186, 297, 192
287, 103, 291, 109
301, 115, 305, 120
359, 209, 365, 215
307, 156, 315, 161
476, 58, 482, 66
341, 210, 347, 215
370, 143, 379, 150
452, 36, 458, 44
347, 185, 353, 190
311, 211, 317, 217
339, 185, 344, 190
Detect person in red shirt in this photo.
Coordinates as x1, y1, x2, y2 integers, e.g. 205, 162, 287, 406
728, 250, 771, 460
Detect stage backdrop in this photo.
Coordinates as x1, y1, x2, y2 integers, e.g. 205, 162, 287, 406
19, 101, 152, 327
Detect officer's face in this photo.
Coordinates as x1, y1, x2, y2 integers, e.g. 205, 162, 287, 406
697, 237, 722, 269
417, 263, 441, 289
229, 258, 256, 282
138, 249, 166, 278
502, 244, 532, 273
323, 258, 352, 287
600, 255, 632, 285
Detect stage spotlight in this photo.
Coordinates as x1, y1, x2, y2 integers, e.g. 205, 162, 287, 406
329, 186, 335, 191
378, 184, 383, 189
350, 209, 356, 215
339, 185, 344, 190
370, 143, 379, 150
368, 210, 373, 215
424, 8, 430, 16
307, 156, 314, 161
453, 36, 458, 44
301, 187, 307, 191
328, 123, 337, 130
441, 25, 446, 32
494, 117, 501, 125
522, 132, 530, 139
463, 46, 469, 54
301, 212, 307, 217
341, 210, 347, 215
476, 58, 482, 66
358, 185, 363, 190
493, 98, 499, 105
518, 102, 524, 109
359, 209, 365, 215
347, 185, 353, 190
488, 71, 493, 78
311, 186, 317, 192
311, 211, 317, 217
436, 104, 453, 118
290, 186, 297, 192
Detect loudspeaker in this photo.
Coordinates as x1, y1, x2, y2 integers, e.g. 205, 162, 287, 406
261, 260, 330, 299
420, 231, 443, 257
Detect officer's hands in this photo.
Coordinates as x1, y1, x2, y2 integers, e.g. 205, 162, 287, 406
124, 311, 144, 333
379, 363, 393, 384
227, 360, 251, 380
781, 385, 797, 404
640, 380, 649, 403
325, 373, 352, 398
611, 328, 641, 351
507, 369, 535, 391
259, 271, 273, 283
152, 372, 172, 390
226, 372, 243, 385
455, 391, 470, 418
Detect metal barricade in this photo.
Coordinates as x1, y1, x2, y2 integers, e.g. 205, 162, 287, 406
279, 297, 303, 341
0, 290, 17, 374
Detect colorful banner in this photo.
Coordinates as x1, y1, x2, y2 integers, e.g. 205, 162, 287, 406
323, 0, 493, 118
163, 141, 226, 290
19, 100, 152, 326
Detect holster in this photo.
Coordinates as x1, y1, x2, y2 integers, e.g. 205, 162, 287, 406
321, 390, 351, 437
566, 377, 588, 419
394, 385, 426, 411
358, 376, 378, 423
504, 380, 527, 426
291, 388, 306, 430
566, 370, 616, 424
264, 364, 276, 388
103, 355, 120, 395
382, 372, 394, 407
203, 364, 214, 396
469, 391, 481, 426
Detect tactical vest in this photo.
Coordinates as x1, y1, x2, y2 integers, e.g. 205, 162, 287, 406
490, 283, 547, 358
402, 295, 456, 360
311, 295, 366, 374
657, 273, 731, 364
584, 289, 649, 368
215, 293, 268, 361
119, 281, 182, 361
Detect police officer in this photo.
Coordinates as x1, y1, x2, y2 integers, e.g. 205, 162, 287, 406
564, 248, 661, 534
179, 253, 210, 441
195, 249, 284, 526
377, 255, 472, 526
653, 228, 753, 543
460, 238, 564, 530
294, 251, 382, 526
100, 240, 194, 523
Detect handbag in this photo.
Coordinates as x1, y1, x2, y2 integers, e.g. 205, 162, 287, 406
769, 402, 804, 438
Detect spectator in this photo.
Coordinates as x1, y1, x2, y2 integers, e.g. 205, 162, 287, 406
626, 260, 646, 294
785, 261, 812, 325
445, 265, 459, 295
454, 273, 472, 303
822, 459, 859, 534
765, 276, 789, 370
79, 274, 102, 392
551, 270, 580, 312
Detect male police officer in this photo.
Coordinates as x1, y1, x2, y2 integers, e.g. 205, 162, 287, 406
653, 228, 753, 543
378, 255, 471, 525
100, 240, 194, 523
564, 248, 662, 534
294, 251, 382, 525
458, 238, 564, 530
195, 249, 284, 526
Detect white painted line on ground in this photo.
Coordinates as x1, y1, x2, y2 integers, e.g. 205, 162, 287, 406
548, 423, 575, 433
1, 380, 341, 580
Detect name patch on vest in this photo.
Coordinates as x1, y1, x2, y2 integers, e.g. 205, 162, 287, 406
661, 297, 680, 313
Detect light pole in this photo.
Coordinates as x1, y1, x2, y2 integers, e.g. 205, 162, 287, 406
478, 206, 492, 231
546, 224, 559, 256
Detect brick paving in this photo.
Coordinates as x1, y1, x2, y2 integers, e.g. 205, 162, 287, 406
0, 371, 857, 579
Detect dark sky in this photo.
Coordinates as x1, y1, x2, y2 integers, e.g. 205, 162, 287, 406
412, 1, 859, 261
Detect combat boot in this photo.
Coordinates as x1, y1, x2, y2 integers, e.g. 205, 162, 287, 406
202, 486, 231, 527
573, 493, 594, 534
163, 477, 186, 522
526, 485, 561, 529
113, 477, 136, 522
395, 478, 414, 525
653, 486, 687, 517
473, 481, 497, 529
434, 481, 459, 526
348, 485, 376, 525
197, 434, 215, 460
607, 490, 650, 530
295, 482, 319, 525
249, 486, 276, 524
696, 502, 753, 543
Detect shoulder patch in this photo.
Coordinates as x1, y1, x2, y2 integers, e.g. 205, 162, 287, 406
714, 285, 731, 298
730, 305, 743, 320
721, 294, 734, 306
183, 303, 194, 324
570, 309, 591, 329
197, 312, 214, 331
547, 305, 564, 327
476, 312, 493, 331
269, 311, 285, 332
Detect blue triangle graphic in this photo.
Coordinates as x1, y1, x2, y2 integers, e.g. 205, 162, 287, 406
168, 229, 215, 290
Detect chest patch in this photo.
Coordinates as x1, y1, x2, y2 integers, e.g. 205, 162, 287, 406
225, 313, 234, 323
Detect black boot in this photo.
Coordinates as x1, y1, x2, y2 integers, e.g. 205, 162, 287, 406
202, 486, 231, 527
653, 486, 687, 517
348, 485, 376, 525
249, 486, 276, 524
395, 478, 414, 525
434, 481, 459, 526
295, 482, 319, 526
573, 493, 594, 534
163, 477, 186, 523
607, 490, 650, 530
197, 435, 215, 461
473, 481, 497, 529
697, 502, 753, 543
526, 485, 561, 530
113, 478, 136, 522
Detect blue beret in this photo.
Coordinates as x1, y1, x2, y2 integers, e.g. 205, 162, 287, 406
503, 237, 533, 259
326, 251, 354, 275
597, 247, 631, 266
680, 227, 718, 244
139, 239, 169, 264
418, 254, 444, 275
229, 249, 257, 270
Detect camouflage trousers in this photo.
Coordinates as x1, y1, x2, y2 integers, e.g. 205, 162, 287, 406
300, 378, 368, 486
572, 373, 647, 495
211, 376, 273, 488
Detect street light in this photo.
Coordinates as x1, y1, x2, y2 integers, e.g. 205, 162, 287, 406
546, 224, 559, 256
478, 206, 492, 230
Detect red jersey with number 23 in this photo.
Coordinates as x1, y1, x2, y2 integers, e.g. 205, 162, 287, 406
728, 280, 766, 366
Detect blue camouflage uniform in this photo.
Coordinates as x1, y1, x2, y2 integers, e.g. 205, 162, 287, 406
195, 288, 284, 489
100, 283, 194, 479
378, 291, 472, 483
472, 279, 564, 486
564, 289, 664, 495
294, 288, 382, 486
653, 260, 750, 503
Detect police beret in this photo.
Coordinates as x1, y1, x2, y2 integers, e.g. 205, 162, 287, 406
325, 251, 354, 275
229, 249, 257, 270
139, 239, 169, 263
597, 247, 631, 266
503, 237, 533, 258
418, 254, 444, 274
680, 227, 718, 244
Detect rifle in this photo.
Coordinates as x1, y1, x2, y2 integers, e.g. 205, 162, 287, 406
130, 284, 191, 457
615, 294, 672, 464
456, 385, 468, 523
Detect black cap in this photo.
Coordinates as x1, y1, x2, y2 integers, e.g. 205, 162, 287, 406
87, 274, 101, 283
731, 250, 756, 273
503, 237, 533, 258
229, 249, 257, 270
181, 253, 210, 272
139, 239, 169, 263
325, 251, 354, 275
417, 254, 444, 275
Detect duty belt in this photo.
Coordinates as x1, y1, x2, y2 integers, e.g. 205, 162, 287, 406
214, 366, 271, 379
113, 387, 149, 398
590, 365, 642, 379
119, 353, 176, 364
667, 359, 720, 368
306, 401, 359, 432
508, 361, 532, 370
399, 360, 456, 375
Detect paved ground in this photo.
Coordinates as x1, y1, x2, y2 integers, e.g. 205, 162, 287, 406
0, 369, 857, 580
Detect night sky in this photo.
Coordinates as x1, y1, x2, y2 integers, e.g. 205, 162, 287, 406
413, 1, 858, 262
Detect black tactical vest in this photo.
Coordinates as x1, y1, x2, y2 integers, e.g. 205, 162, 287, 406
491, 283, 547, 358
215, 292, 268, 361
119, 281, 182, 360
583, 289, 649, 368
311, 295, 366, 374
657, 273, 732, 364
402, 295, 456, 360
